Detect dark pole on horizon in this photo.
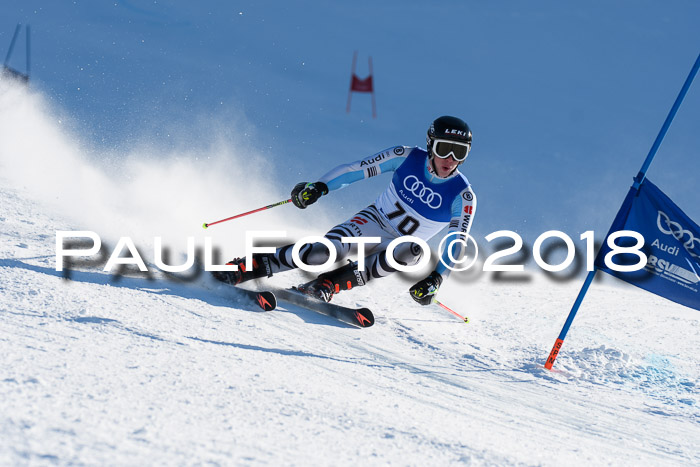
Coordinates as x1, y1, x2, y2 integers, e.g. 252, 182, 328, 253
3, 24, 21, 67
3, 23, 30, 82
25, 24, 30, 79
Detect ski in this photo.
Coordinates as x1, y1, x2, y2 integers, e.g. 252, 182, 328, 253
213, 278, 371, 325
272, 287, 374, 328
231, 287, 277, 311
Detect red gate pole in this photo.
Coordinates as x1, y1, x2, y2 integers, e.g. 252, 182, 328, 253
369, 56, 377, 118
346, 50, 358, 113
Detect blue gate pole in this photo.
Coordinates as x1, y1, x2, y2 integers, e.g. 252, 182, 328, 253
544, 52, 700, 370
544, 269, 597, 369
634, 52, 700, 189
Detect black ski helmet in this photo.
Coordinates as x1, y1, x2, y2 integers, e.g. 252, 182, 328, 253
427, 115, 472, 158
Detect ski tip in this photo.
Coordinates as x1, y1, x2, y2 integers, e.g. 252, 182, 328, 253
255, 291, 276, 311
353, 308, 374, 327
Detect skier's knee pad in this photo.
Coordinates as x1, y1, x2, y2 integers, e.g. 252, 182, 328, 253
302, 242, 339, 266
391, 241, 423, 266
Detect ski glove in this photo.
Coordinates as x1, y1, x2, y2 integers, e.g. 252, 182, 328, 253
291, 181, 329, 209
409, 271, 443, 306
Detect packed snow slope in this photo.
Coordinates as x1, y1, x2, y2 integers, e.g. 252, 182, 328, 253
1, 81, 699, 465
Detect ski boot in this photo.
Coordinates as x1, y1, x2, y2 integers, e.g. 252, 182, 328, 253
297, 261, 366, 303
211, 253, 274, 285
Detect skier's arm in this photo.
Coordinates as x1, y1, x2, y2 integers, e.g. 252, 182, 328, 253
409, 187, 476, 306
318, 146, 408, 191
291, 146, 408, 208
436, 188, 477, 277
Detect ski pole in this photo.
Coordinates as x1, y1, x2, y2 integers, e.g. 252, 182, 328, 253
202, 199, 293, 229
433, 299, 469, 323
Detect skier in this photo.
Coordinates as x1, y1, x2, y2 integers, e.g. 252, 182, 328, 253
213, 115, 477, 306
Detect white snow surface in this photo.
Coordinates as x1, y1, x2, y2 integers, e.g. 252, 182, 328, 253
1, 82, 700, 466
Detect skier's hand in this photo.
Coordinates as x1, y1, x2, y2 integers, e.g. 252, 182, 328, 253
409, 271, 443, 306
291, 181, 329, 209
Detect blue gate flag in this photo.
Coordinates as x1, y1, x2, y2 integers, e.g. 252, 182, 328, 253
595, 179, 700, 311
544, 54, 700, 370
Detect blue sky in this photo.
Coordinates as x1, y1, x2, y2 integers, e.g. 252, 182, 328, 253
3, 0, 700, 245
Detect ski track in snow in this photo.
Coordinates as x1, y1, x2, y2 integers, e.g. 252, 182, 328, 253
1, 179, 699, 466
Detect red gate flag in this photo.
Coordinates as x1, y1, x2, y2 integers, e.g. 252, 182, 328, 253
351, 74, 373, 93
346, 51, 377, 118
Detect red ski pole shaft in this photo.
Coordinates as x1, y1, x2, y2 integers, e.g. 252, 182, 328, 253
433, 299, 469, 323
202, 199, 293, 229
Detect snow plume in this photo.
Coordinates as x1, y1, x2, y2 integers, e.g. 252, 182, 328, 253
0, 79, 327, 262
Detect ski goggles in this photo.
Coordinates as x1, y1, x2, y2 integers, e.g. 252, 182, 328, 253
432, 139, 471, 162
